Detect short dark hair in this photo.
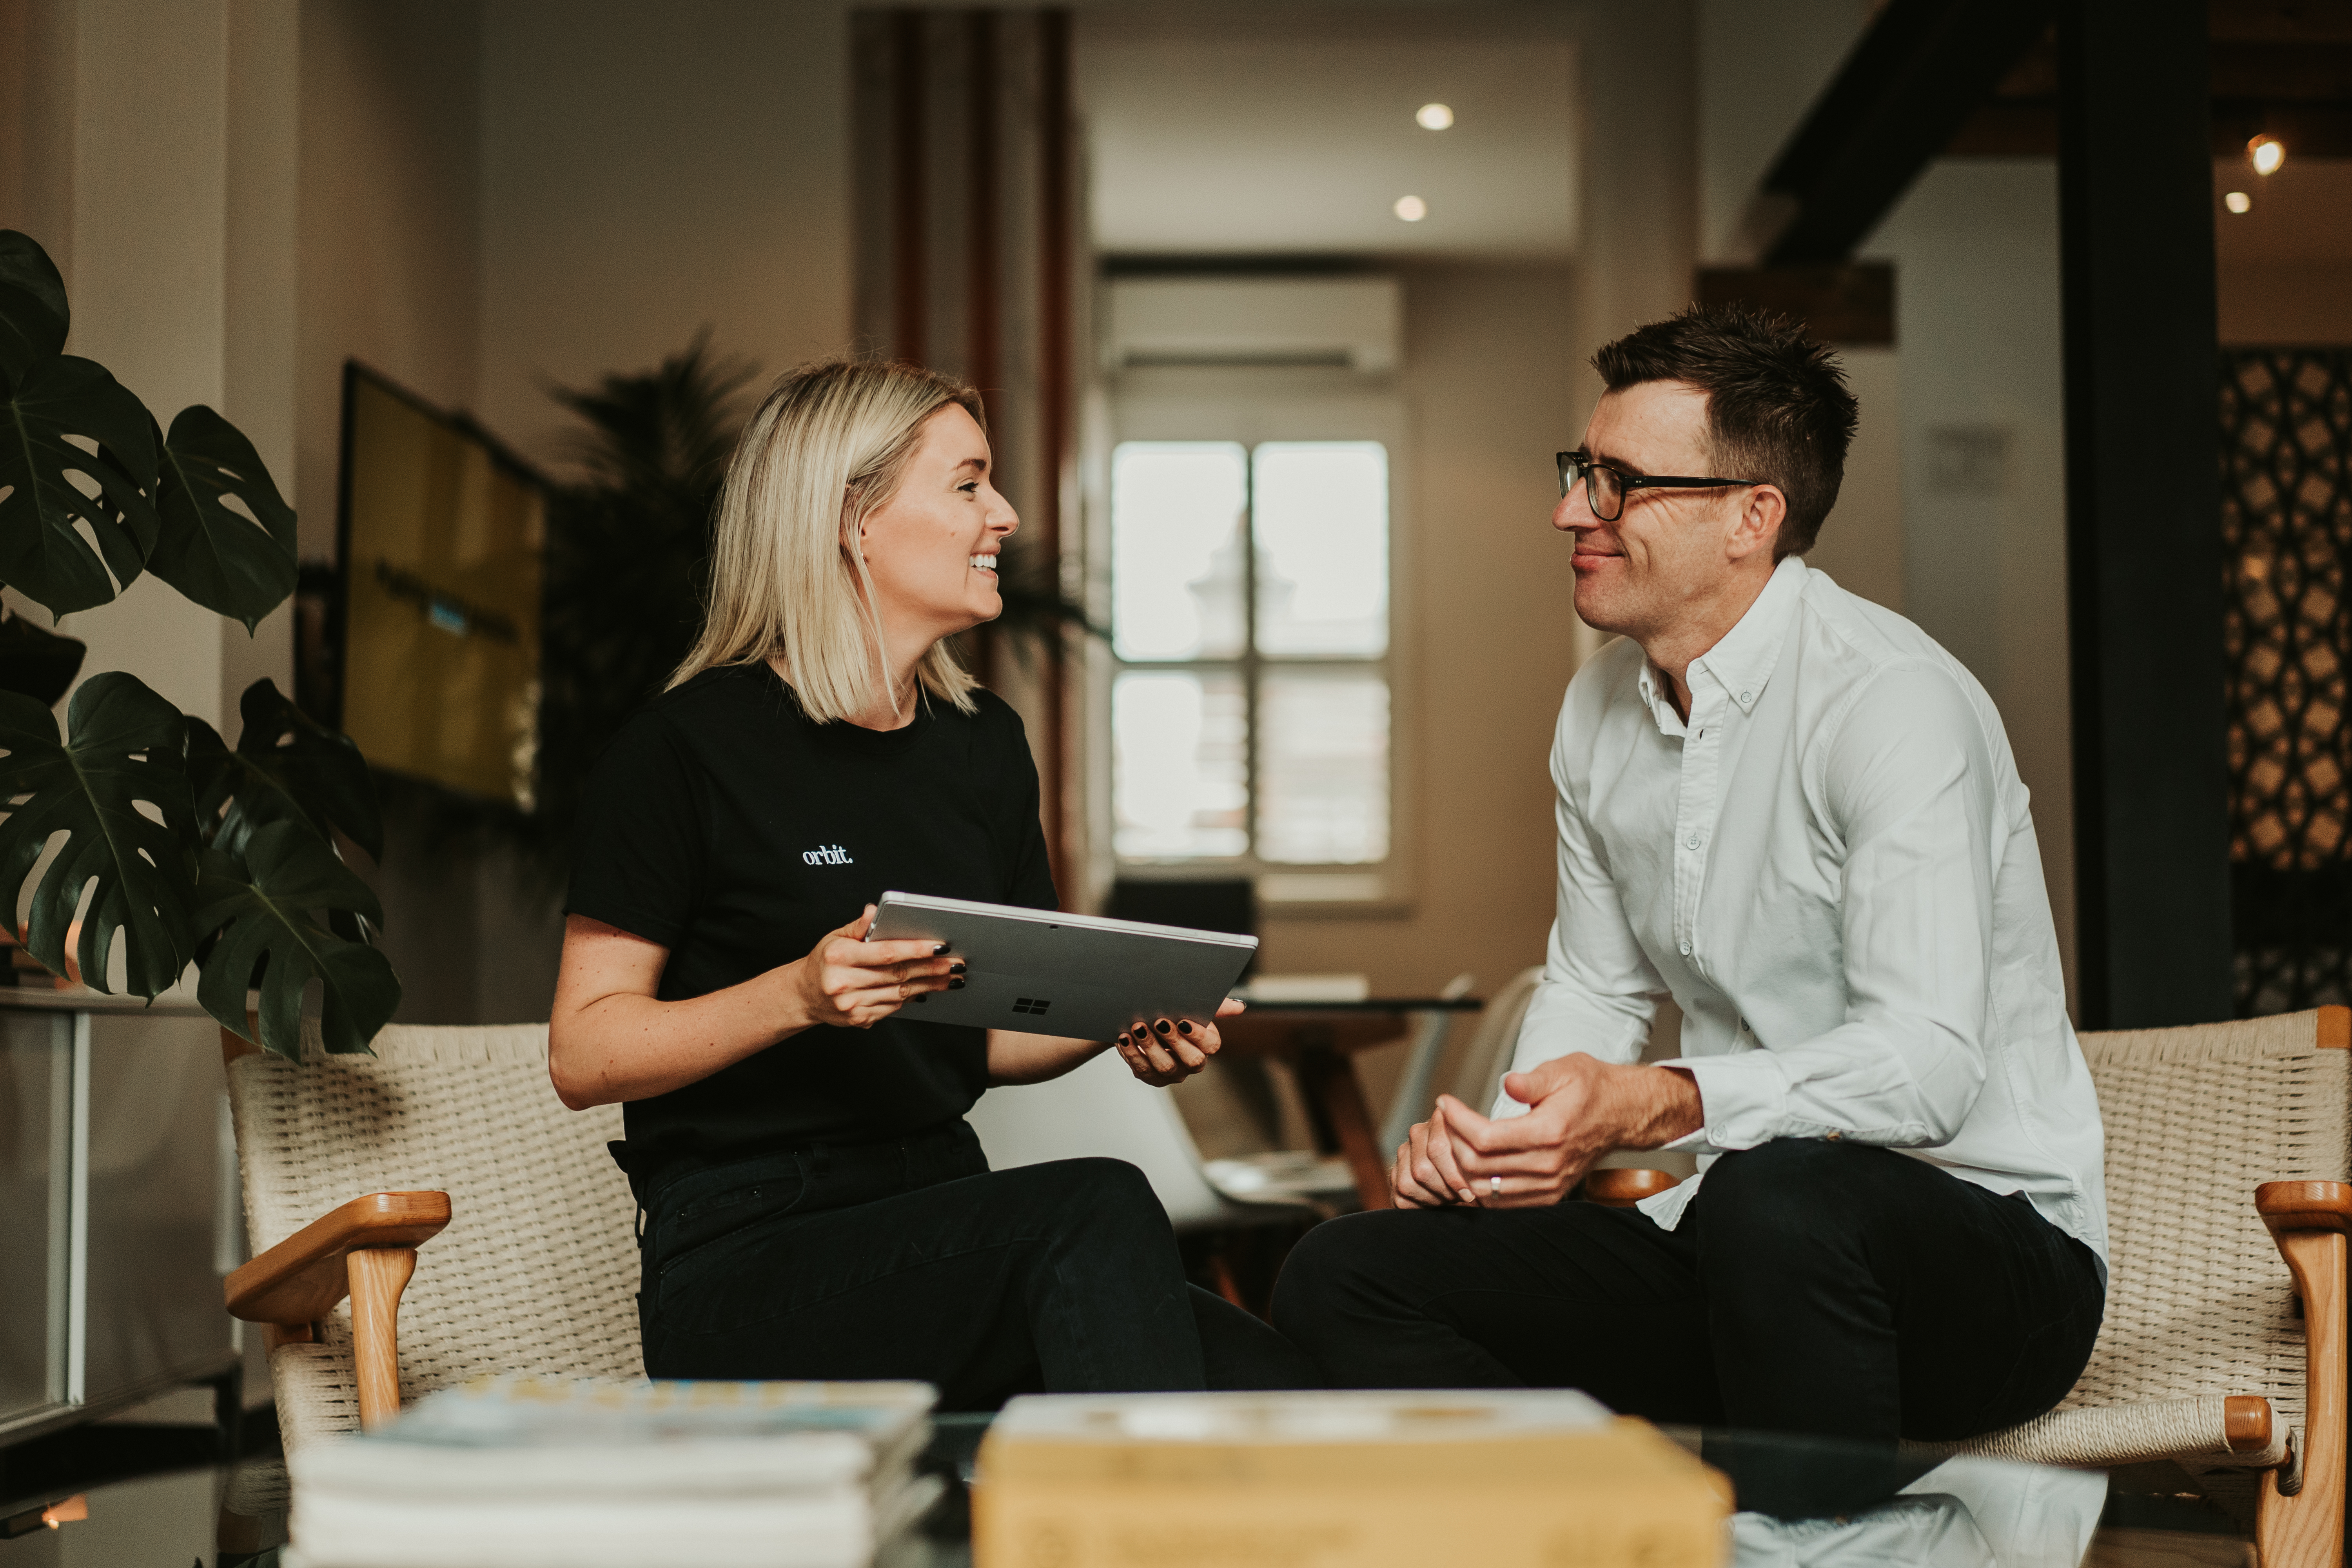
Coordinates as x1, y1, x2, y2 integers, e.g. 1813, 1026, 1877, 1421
1591, 305, 1858, 558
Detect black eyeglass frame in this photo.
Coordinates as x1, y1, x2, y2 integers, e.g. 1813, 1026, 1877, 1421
1556, 450, 1767, 522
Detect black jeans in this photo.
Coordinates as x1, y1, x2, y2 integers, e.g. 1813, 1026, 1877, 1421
638, 1121, 1315, 1409
1272, 1138, 2105, 1443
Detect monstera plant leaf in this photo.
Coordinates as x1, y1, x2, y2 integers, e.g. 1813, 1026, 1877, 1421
0, 354, 160, 616
193, 820, 399, 1058
0, 230, 68, 381
149, 405, 298, 630
192, 679, 383, 864
0, 672, 196, 997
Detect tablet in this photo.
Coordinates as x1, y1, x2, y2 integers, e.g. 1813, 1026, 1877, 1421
866, 891, 1258, 1040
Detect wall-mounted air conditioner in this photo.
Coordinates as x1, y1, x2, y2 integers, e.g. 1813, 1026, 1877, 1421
1103, 276, 1401, 374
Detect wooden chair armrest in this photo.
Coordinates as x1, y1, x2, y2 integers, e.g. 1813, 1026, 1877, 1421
1585, 1168, 1683, 1207
2259, 1180, 2352, 1234
2254, 1181, 2350, 1567
223, 1191, 450, 1325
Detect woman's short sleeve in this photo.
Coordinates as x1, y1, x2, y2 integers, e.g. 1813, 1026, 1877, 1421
988, 700, 1060, 912
565, 712, 707, 949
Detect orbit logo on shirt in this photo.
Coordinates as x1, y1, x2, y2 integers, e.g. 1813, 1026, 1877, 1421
802, 844, 854, 866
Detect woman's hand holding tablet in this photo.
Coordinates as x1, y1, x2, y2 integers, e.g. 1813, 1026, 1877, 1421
1112, 996, 1247, 1086
790, 903, 966, 1029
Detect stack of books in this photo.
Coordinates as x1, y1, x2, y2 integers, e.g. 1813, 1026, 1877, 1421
287, 1376, 940, 1568
972, 1389, 1729, 1568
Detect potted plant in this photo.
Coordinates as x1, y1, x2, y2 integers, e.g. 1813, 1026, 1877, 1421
0, 228, 396, 1058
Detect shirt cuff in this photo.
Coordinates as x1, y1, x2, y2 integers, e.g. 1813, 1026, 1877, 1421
1659, 1055, 1788, 1151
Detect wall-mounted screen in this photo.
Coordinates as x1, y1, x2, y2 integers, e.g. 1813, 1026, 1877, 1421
334, 364, 544, 808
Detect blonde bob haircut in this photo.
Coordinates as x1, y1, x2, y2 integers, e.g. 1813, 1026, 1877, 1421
669, 359, 986, 722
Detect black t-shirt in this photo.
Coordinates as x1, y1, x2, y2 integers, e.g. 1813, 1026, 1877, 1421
565, 663, 1058, 1191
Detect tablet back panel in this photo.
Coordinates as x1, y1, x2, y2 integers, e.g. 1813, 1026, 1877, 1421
867, 892, 1257, 1041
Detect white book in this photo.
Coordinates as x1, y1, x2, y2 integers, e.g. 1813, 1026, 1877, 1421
290, 1471, 945, 1568
294, 1377, 936, 1502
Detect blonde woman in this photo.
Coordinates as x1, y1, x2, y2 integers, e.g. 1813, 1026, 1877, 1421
550, 359, 1310, 1405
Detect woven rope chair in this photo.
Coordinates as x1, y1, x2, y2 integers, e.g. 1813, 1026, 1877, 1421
1603, 1006, 2352, 1568
220, 1022, 641, 1454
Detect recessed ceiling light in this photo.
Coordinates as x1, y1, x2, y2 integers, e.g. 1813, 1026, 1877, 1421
2250, 135, 2285, 176
2225, 190, 2252, 214
1416, 103, 1454, 131
1394, 195, 1428, 222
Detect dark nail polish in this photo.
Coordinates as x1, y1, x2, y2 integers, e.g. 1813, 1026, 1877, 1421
949, 977, 965, 990
1177, 1020, 1194, 1035
1153, 1019, 1172, 1035
1118, 1033, 1130, 1046
933, 944, 949, 956
913, 994, 927, 1004
949, 961, 967, 975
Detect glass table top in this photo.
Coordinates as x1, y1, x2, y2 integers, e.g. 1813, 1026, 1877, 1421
917, 1412, 2252, 1568
0, 1406, 2257, 1568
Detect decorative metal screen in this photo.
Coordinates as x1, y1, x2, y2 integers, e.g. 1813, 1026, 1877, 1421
2222, 348, 2352, 1015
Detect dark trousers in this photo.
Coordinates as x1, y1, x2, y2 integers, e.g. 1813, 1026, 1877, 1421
638, 1121, 1316, 1409
1271, 1138, 2105, 1443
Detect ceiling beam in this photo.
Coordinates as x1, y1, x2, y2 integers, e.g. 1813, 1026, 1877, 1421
1756, 0, 2054, 266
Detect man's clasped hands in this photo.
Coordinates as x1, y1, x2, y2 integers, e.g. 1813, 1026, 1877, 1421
1391, 1052, 1710, 1209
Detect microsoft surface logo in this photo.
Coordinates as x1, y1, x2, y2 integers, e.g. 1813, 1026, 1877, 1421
1011, 997, 1052, 1016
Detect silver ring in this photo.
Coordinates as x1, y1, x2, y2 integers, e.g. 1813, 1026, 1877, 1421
1489, 1176, 1503, 1196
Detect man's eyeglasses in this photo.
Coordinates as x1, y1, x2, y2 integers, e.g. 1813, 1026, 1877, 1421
1556, 451, 1765, 523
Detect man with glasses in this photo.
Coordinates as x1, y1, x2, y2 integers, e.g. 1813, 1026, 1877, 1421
1274, 305, 2107, 1451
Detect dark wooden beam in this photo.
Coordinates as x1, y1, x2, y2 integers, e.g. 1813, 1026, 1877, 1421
2058, 0, 2235, 1027
1758, 0, 2053, 265
1694, 264, 1895, 345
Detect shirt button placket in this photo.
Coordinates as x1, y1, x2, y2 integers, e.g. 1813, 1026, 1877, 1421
1674, 684, 1720, 969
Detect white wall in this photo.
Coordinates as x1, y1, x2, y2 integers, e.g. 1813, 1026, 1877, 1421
1803, 346, 1904, 613
0, 0, 301, 733
295, 0, 482, 554
1258, 262, 1586, 1006
477, 0, 855, 474
1862, 160, 2076, 1002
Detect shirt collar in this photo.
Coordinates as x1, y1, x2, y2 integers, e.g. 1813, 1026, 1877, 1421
1639, 555, 1809, 728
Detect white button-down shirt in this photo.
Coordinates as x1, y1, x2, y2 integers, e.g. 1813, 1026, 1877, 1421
1501, 556, 2107, 1268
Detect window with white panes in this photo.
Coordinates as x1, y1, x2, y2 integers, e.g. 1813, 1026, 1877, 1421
1108, 439, 1392, 877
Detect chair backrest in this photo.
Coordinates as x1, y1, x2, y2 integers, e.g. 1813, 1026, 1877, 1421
964, 1049, 1234, 1231
2060, 1008, 2350, 1442
1107, 878, 1258, 976
1443, 966, 1546, 1117
227, 1023, 641, 1451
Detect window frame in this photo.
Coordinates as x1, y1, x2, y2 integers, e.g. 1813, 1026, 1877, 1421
1083, 369, 1416, 914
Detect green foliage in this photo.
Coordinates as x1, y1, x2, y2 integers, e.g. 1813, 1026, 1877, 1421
0, 673, 198, 998
529, 333, 755, 873
192, 679, 385, 865
151, 406, 300, 631
0, 355, 160, 614
0, 228, 397, 1060
0, 230, 67, 379
194, 820, 397, 1057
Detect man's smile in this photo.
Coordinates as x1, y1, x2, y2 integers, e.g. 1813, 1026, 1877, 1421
1571, 537, 1623, 571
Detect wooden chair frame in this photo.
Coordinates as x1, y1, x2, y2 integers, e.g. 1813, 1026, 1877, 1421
1586, 1164, 2348, 1567
223, 1189, 450, 1431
